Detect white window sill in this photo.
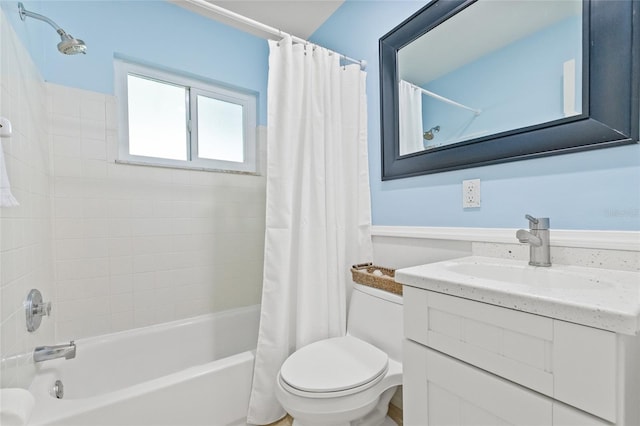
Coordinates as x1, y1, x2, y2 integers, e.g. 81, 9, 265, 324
114, 159, 261, 176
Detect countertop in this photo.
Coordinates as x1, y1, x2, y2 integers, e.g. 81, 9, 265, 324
396, 256, 640, 335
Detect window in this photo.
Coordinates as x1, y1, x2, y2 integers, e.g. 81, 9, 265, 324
115, 60, 257, 173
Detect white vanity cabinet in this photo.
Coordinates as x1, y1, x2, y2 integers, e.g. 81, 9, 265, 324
402, 286, 640, 426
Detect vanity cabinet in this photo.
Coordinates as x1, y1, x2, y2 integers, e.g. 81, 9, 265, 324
403, 286, 640, 425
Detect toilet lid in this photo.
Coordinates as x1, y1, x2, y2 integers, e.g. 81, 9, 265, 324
280, 336, 389, 393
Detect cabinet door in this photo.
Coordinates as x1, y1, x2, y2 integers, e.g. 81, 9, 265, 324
553, 321, 617, 423
404, 340, 553, 426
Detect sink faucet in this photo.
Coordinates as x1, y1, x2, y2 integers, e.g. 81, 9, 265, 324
34, 341, 76, 363
516, 214, 551, 267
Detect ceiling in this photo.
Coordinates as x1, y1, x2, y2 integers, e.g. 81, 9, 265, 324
172, 0, 345, 40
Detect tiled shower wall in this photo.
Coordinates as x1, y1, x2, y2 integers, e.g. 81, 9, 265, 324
0, 10, 55, 388
1, 9, 266, 387
49, 84, 266, 341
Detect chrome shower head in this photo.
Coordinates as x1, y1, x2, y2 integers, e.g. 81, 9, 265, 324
56, 30, 87, 55
423, 125, 441, 141
18, 2, 87, 55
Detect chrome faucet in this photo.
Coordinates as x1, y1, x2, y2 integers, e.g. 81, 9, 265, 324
516, 214, 551, 267
34, 341, 76, 363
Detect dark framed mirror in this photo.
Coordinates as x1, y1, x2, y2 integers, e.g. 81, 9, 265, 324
380, 0, 639, 180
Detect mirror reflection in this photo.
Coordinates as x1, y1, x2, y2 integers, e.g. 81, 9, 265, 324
397, 0, 583, 156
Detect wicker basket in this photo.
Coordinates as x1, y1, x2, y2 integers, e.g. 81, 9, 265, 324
350, 263, 402, 295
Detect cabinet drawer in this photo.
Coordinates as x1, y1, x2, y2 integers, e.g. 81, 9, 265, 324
403, 287, 617, 422
404, 339, 553, 425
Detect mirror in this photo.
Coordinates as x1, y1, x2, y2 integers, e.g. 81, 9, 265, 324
397, 0, 582, 155
380, 0, 638, 180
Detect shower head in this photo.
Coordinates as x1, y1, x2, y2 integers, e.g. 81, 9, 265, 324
18, 2, 87, 55
56, 30, 86, 55
423, 125, 440, 141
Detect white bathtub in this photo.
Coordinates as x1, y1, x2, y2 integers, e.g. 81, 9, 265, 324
27, 305, 260, 426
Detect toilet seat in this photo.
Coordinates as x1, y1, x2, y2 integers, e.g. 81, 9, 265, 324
279, 336, 389, 398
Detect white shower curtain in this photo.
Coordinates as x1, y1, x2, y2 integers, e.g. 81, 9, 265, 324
398, 80, 424, 155
246, 36, 373, 425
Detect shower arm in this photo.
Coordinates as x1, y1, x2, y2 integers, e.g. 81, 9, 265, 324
17, 2, 86, 55
18, 3, 66, 35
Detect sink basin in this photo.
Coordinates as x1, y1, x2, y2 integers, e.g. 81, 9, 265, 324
395, 256, 640, 335
445, 260, 614, 290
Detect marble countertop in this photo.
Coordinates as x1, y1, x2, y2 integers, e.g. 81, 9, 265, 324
396, 256, 640, 335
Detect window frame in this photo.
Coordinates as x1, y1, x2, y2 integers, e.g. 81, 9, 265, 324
115, 59, 257, 173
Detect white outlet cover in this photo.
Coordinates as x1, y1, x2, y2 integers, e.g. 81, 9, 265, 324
462, 179, 481, 208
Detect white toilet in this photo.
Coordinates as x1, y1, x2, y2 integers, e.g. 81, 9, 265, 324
275, 283, 403, 426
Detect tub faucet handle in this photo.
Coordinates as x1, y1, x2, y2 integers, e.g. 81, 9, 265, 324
33, 301, 51, 317
25, 289, 52, 332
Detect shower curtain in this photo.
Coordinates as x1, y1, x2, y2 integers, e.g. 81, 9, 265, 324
246, 36, 373, 425
398, 80, 424, 155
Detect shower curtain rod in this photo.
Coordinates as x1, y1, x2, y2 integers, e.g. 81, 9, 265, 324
406, 81, 481, 115
175, 0, 367, 70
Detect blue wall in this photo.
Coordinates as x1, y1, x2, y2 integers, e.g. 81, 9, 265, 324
1, 0, 269, 124
4, 0, 638, 230
311, 0, 640, 231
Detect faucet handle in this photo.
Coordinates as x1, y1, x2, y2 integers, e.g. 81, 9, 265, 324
524, 214, 549, 230
33, 301, 51, 317
525, 214, 538, 224
25, 289, 52, 332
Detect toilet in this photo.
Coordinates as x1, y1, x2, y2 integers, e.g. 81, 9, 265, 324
275, 283, 403, 426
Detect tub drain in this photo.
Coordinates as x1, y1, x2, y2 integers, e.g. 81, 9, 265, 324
53, 380, 64, 399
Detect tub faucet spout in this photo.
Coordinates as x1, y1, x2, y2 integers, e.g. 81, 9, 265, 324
34, 341, 76, 363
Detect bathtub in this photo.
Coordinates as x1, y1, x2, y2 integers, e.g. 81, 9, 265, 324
27, 305, 260, 426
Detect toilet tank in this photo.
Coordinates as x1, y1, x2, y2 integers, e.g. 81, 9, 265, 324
347, 284, 403, 362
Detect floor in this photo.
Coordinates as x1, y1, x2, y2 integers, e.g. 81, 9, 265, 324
263, 405, 403, 426
266, 414, 293, 426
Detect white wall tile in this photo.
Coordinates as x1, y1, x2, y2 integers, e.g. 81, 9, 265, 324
55, 319, 83, 345
55, 279, 85, 302
110, 293, 133, 313
111, 311, 134, 332
80, 94, 106, 122
81, 119, 105, 140
54, 156, 83, 177
82, 198, 109, 218
109, 274, 133, 295
50, 114, 82, 138
83, 277, 110, 299
107, 238, 132, 257
49, 85, 81, 118
82, 159, 108, 178
53, 135, 82, 158
1, 9, 55, 388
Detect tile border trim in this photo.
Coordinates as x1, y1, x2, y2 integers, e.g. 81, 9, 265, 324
372, 226, 640, 252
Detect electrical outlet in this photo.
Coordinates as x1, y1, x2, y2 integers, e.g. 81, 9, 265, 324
462, 179, 481, 208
